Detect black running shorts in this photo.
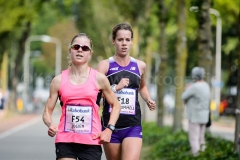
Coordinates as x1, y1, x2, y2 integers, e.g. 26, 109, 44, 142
55, 142, 102, 160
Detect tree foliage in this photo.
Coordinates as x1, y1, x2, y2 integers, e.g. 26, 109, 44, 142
0, 0, 239, 124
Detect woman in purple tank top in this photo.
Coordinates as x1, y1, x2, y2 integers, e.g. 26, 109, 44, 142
97, 23, 156, 160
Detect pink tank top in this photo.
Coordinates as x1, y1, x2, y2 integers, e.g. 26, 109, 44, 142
55, 68, 101, 145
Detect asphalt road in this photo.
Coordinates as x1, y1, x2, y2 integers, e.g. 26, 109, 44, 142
0, 113, 107, 160
0, 115, 55, 160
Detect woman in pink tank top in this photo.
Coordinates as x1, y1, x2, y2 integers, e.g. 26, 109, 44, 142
42, 33, 120, 160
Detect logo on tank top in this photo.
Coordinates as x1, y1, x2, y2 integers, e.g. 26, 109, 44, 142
116, 90, 134, 95
130, 67, 136, 70
67, 108, 90, 113
109, 67, 119, 71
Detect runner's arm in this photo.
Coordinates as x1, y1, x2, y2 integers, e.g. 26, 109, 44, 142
97, 59, 109, 75
42, 75, 60, 127
138, 60, 156, 110
97, 59, 109, 98
96, 72, 120, 126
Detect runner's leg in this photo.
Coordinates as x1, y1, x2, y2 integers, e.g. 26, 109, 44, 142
122, 137, 142, 160
103, 143, 121, 160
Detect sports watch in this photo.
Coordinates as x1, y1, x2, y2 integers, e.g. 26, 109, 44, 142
107, 124, 116, 132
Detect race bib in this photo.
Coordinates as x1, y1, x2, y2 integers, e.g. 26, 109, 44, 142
65, 105, 92, 134
109, 88, 136, 115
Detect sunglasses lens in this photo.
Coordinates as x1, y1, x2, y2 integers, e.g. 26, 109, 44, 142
71, 44, 91, 51
72, 44, 80, 50
82, 46, 90, 51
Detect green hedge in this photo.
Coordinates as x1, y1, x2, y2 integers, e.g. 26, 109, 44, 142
142, 122, 238, 160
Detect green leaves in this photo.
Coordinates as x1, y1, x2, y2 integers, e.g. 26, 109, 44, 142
142, 122, 238, 160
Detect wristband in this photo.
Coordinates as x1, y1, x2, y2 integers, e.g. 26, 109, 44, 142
111, 84, 117, 93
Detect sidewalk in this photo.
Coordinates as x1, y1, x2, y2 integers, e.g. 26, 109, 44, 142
163, 115, 235, 141
143, 106, 235, 141
0, 109, 40, 134
164, 115, 235, 130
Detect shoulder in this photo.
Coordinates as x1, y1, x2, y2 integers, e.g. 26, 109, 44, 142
50, 74, 62, 90
196, 81, 209, 87
135, 58, 146, 75
52, 74, 61, 83
98, 59, 109, 66
199, 81, 211, 89
96, 71, 109, 90
203, 81, 210, 86
97, 59, 110, 74
135, 58, 146, 66
136, 59, 146, 68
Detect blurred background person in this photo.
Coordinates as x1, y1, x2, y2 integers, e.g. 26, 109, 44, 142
181, 67, 211, 156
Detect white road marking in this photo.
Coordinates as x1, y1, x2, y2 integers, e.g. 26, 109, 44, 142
0, 116, 41, 139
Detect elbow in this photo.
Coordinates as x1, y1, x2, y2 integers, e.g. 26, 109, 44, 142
110, 100, 121, 111
116, 101, 121, 111
115, 101, 121, 113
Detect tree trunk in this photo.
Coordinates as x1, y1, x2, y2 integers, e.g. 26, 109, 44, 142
1, 52, 8, 94
234, 4, 240, 152
197, 0, 213, 83
157, 0, 168, 127
173, 0, 188, 132
8, 22, 31, 112
197, 0, 214, 129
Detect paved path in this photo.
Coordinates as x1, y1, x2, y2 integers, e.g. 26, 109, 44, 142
164, 115, 235, 141
143, 107, 235, 141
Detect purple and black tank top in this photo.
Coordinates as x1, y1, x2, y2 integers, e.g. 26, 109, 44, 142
101, 57, 142, 128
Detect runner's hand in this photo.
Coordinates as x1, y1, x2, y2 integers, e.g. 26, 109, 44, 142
147, 99, 156, 111
117, 78, 130, 90
48, 123, 58, 137
93, 129, 112, 144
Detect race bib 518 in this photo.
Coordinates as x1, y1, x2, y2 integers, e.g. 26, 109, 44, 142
109, 88, 136, 115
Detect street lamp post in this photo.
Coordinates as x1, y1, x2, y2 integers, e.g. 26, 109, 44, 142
210, 8, 222, 118
23, 35, 62, 111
